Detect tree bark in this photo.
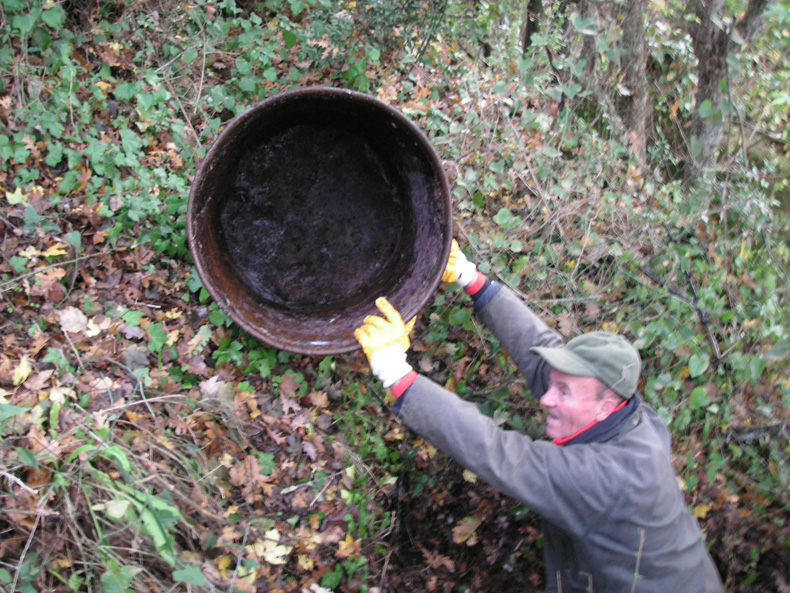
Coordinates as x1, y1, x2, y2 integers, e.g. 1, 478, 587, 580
686, 0, 770, 179
521, 0, 544, 53
576, 0, 650, 166
616, 0, 649, 164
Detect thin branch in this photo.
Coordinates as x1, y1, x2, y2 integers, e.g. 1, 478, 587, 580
12, 511, 41, 593
0, 471, 38, 495
164, 79, 202, 149
62, 328, 85, 371
90, 357, 156, 416
0, 252, 106, 293
726, 423, 788, 443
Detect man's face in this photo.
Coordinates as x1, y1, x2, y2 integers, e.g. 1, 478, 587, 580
540, 368, 614, 440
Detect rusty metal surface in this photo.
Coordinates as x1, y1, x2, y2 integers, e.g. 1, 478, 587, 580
187, 87, 452, 355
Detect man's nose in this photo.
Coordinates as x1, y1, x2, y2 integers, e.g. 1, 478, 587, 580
540, 388, 556, 407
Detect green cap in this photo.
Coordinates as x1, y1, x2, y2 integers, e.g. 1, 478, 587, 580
530, 331, 641, 399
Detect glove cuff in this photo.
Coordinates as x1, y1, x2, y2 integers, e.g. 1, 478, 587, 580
391, 370, 418, 398
369, 345, 413, 388
464, 271, 487, 296
456, 258, 478, 288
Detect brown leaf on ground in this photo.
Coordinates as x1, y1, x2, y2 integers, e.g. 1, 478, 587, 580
58, 307, 88, 333
451, 516, 483, 545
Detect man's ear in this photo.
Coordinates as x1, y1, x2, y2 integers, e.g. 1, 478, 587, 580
596, 394, 619, 420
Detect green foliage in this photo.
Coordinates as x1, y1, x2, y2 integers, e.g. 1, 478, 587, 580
1, 0, 788, 591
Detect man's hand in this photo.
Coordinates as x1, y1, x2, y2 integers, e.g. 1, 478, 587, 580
442, 239, 478, 287
354, 297, 415, 388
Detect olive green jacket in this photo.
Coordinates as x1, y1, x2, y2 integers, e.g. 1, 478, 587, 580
396, 285, 724, 593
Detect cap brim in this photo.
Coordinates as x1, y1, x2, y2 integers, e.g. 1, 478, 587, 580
530, 346, 597, 378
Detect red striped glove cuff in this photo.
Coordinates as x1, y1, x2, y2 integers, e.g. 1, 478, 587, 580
464, 271, 487, 296
391, 370, 418, 399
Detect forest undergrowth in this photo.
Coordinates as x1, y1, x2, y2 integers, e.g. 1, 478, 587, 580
1, 1, 789, 592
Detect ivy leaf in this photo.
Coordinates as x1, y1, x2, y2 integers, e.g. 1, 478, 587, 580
282, 29, 298, 49
148, 322, 168, 354
100, 562, 141, 593
765, 340, 790, 361
690, 386, 710, 409
688, 353, 709, 378
173, 566, 206, 585
698, 100, 715, 119
493, 207, 519, 229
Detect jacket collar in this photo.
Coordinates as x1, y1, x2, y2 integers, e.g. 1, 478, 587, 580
553, 394, 642, 446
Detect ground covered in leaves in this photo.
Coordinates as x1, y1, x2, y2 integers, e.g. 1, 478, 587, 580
2, 1, 790, 592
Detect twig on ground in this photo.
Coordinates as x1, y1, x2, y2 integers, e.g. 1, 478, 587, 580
62, 328, 85, 371
12, 511, 41, 593
726, 423, 788, 443
0, 471, 38, 495
91, 357, 155, 416
0, 252, 105, 293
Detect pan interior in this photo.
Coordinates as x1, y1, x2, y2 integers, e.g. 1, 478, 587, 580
219, 123, 409, 313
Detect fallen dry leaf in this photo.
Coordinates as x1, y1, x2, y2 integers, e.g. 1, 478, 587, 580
451, 516, 482, 546
12, 356, 33, 386
59, 307, 88, 333
336, 532, 361, 559
247, 529, 293, 566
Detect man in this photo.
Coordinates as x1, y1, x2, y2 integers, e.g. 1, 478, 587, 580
354, 240, 724, 593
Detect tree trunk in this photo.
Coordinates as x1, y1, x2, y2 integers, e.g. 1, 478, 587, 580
686, 0, 770, 179
576, 0, 650, 166
616, 0, 649, 164
521, 0, 544, 53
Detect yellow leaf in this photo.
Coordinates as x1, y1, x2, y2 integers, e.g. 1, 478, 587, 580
166, 330, 180, 346
693, 504, 711, 519
164, 308, 183, 320
41, 242, 69, 257
216, 554, 233, 579
462, 470, 478, 483
297, 554, 314, 571
19, 246, 40, 258
86, 319, 102, 338
247, 529, 292, 566
13, 356, 33, 386
336, 532, 361, 559
739, 242, 750, 260
5, 187, 27, 205
49, 386, 73, 404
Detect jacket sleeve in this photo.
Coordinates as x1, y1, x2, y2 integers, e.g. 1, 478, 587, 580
397, 375, 618, 537
474, 284, 564, 398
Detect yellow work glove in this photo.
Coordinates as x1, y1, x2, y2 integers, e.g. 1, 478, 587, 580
354, 297, 416, 388
441, 239, 478, 287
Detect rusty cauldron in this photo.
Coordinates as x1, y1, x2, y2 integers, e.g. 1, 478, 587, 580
187, 87, 453, 355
